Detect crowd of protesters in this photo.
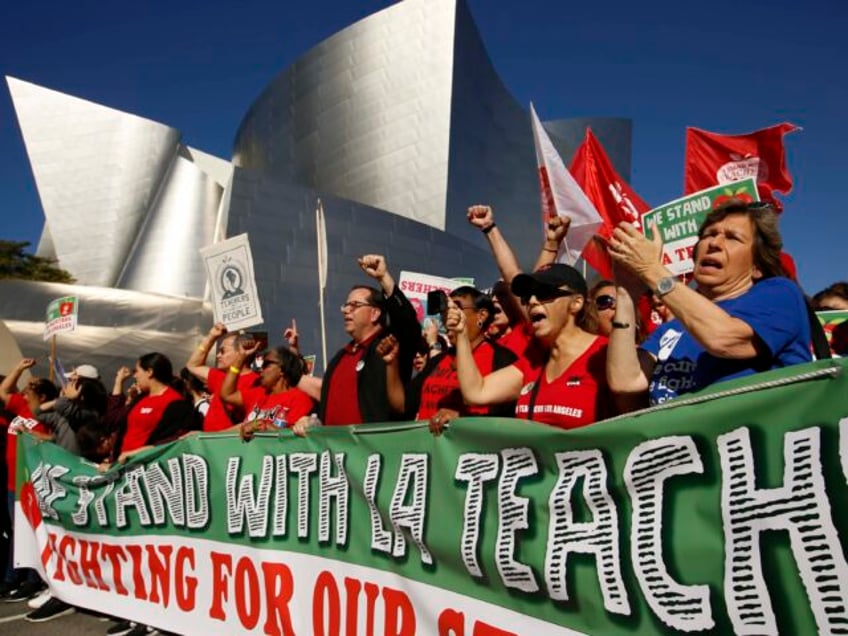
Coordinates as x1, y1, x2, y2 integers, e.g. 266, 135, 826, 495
0, 199, 844, 633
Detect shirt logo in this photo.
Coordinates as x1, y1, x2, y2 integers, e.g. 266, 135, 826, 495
519, 382, 535, 396
355, 360, 365, 372
657, 329, 683, 361
566, 376, 581, 387
140, 407, 154, 414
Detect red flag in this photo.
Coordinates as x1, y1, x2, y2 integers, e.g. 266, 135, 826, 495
683, 123, 799, 209
569, 129, 651, 278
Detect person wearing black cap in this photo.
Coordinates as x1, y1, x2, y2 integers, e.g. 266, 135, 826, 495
446, 263, 615, 429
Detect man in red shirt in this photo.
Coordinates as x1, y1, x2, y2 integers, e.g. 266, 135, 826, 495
292, 254, 420, 433
185, 324, 260, 432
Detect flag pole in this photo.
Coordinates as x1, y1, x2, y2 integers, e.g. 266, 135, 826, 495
49, 335, 56, 383
316, 198, 328, 370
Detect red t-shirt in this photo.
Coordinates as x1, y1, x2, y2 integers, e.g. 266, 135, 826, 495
513, 336, 613, 429
324, 337, 375, 426
417, 342, 501, 420
122, 387, 183, 453
496, 321, 534, 358
4, 392, 47, 491
204, 368, 260, 432
240, 386, 314, 427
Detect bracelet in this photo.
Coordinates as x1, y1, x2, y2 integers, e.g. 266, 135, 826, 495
542, 247, 558, 253
611, 321, 631, 329
228, 365, 241, 374
481, 223, 497, 235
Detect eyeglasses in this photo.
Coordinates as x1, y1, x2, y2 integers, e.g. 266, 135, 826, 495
261, 359, 280, 369
595, 294, 616, 311
492, 307, 503, 315
340, 301, 374, 312
519, 288, 577, 305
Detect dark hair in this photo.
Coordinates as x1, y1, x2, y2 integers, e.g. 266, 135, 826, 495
77, 423, 110, 462
696, 201, 785, 280
31, 378, 59, 402
75, 377, 108, 416
350, 285, 387, 327
138, 352, 174, 385
450, 286, 496, 330
812, 281, 848, 309
267, 346, 306, 388
179, 367, 208, 395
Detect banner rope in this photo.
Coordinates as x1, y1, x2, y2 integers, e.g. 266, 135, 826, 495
600, 363, 843, 425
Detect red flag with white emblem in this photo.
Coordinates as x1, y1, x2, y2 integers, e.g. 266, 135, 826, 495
683, 123, 799, 210
569, 128, 651, 279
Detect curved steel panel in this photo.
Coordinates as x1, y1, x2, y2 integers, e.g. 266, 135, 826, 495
233, 0, 456, 230
117, 155, 221, 297
7, 77, 181, 287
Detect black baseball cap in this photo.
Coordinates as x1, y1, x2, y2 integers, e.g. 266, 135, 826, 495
511, 263, 588, 299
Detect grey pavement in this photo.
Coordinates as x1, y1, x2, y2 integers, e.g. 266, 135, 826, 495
0, 597, 115, 635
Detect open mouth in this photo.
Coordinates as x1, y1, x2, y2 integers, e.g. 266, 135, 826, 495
698, 256, 722, 271
529, 310, 546, 324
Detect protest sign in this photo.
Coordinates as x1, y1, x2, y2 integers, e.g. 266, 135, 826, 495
398, 270, 474, 323
16, 358, 848, 635
200, 234, 263, 331
641, 178, 758, 276
43, 295, 78, 340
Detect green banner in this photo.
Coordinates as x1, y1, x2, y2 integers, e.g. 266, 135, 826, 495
17, 359, 848, 635
641, 178, 759, 277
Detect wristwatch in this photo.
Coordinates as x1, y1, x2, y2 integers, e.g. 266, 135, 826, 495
429, 342, 443, 353
656, 276, 677, 297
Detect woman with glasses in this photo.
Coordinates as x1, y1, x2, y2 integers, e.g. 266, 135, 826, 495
446, 264, 615, 429
607, 199, 811, 409
380, 286, 518, 432
587, 280, 617, 336
220, 343, 313, 438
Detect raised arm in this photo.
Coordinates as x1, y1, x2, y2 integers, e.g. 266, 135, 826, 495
360, 253, 420, 382
610, 222, 762, 359
606, 284, 654, 411
467, 205, 524, 284
532, 215, 571, 272
186, 322, 227, 381
0, 358, 35, 405
219, 340, 260, 406
376, 335, 405, 415
446, 302, 523, 406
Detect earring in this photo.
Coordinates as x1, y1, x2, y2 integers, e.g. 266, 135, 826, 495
477, 320, 483, 328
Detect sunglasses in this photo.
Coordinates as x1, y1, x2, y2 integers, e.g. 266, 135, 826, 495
595, 294, 616, 311
261, 359, 281, 369
519, 288, 576, 305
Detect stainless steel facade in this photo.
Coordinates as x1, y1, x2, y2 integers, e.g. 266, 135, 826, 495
6, 77, 231, 298
6, 0, 633, 367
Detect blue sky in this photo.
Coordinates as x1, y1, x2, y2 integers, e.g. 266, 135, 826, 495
1, 0, 845, 294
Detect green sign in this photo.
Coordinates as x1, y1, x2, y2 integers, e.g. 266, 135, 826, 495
641, 178, 759, 276
17, 358, 848, 634
43, 295, 78, 340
